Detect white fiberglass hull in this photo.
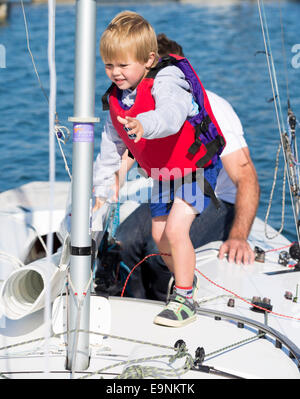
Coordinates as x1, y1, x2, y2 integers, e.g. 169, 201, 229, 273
0, 181, 300, 379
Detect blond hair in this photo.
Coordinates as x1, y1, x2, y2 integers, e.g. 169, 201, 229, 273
100, 11, 158, 63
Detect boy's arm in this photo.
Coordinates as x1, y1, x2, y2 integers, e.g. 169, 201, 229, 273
136, 66, 196, 139
93, 115, 127, 205
117, 66, 195, 142
218, 147, 260, 264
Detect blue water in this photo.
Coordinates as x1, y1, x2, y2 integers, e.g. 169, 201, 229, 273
0, 1, 300, 241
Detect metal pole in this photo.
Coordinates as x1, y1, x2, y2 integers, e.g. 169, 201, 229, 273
67, 0, 99, 371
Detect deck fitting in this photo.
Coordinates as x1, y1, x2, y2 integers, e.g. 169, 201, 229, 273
275, 339, 282, 349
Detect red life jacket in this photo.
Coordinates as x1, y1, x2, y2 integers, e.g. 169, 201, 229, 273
102, 55, 226, 181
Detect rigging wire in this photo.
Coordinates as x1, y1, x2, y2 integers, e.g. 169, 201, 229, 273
278, 0, 291, 106
257, 0, 286, 133
257, 0, 300, 244
278, 0, 300, 197
20, 0, 49, 106
20, 0, 72, 181
264, 142, 287, 239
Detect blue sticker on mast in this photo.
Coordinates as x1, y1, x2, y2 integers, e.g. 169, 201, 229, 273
73, 123, 94, 142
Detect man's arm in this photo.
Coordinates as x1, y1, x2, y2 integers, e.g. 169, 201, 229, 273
218, 147, 260, 264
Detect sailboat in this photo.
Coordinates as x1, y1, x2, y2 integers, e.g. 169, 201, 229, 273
0, 0, 300, 381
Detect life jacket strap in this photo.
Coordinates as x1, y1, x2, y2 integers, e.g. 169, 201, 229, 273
188, 137, 203, 156
195, 135, 225, 168
183, 171, 220, 210
102, 83, 116, 111
188, 115, 211, 155
187, 112, 225, 169
146, 55, 178, 79
199, 114, 212, 133
166, 170, 220, 211
128, 150, 135, 159
188, 115, 211, 156
203, 176, 220, 209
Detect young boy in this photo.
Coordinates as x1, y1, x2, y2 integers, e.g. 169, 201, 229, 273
94, 11, 225, 327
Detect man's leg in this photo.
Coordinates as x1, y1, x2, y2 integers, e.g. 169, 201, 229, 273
115, 203, 152, 298
190, 200, 235, 248
114, 200, 234, 300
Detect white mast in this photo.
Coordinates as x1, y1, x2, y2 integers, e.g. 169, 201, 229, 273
67, 0, 99, 371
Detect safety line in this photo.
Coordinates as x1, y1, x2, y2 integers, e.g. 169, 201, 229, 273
257, 0, 300, 246
120, 252, 170, 297
194, 266, 300, 321
121, 252, 300, 321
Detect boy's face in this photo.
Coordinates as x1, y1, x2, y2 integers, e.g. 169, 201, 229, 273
104, 54, 155, 90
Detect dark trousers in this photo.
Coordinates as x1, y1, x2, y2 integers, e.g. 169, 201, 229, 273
115, 199, 235, 302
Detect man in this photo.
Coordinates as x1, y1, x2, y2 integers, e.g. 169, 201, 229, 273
94, 34, 260, 301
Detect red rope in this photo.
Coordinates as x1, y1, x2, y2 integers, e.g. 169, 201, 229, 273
194, 267, 300, 321
120, 252, 300, 321
120, 252, 171, 297
265, 242, 295, 253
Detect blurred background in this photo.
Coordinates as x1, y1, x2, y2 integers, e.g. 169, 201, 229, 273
0, 0, 299, 241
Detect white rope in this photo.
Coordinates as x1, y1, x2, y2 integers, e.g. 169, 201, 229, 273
28, 224, 49, 255
54, 124, 72, 180
264, 142, 287, 239
0, 251, 25, 269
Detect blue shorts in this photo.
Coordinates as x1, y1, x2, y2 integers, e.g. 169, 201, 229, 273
150, 160, 222, 218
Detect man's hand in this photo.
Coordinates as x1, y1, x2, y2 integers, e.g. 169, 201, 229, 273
218, 238, 255, 265
117, 115, 144, 143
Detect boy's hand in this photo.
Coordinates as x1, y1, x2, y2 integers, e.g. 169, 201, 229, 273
93, 197, 106, 212
93, 173, 120, 212
117, 116, 144, 143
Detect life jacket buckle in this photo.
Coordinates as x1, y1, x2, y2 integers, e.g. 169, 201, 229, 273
188, 137, 202, 155
199, 115, 211, 134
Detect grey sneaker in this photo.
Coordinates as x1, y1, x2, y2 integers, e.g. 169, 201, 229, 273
166, 273, 200, 302
154, 293, 197, 327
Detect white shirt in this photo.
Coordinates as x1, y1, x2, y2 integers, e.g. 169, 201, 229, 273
206, 90, 247, 204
